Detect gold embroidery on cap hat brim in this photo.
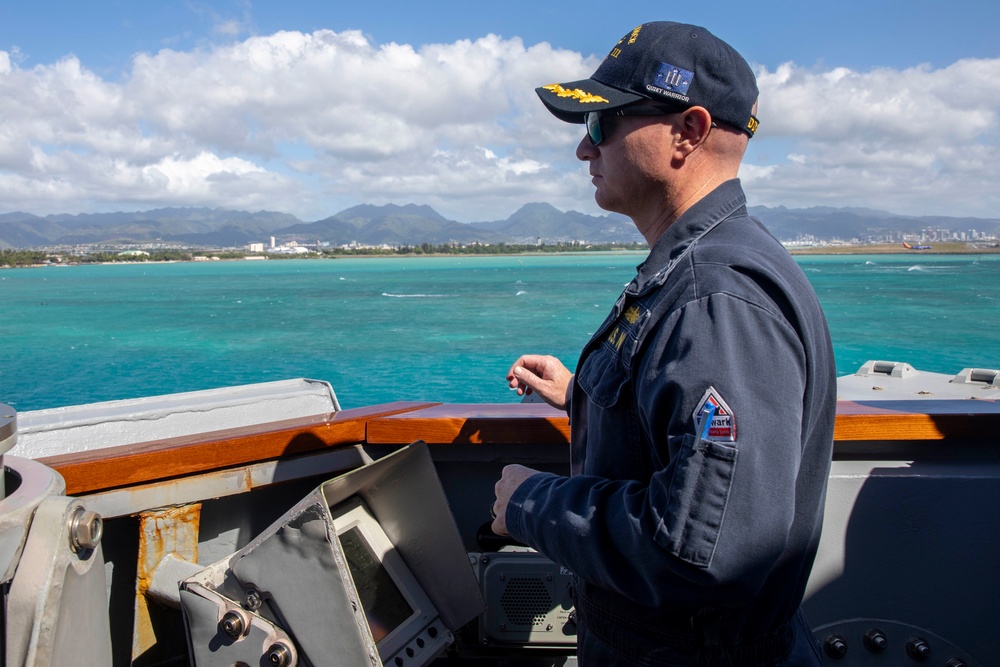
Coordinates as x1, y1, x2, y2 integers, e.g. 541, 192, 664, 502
542, 84, 610, 104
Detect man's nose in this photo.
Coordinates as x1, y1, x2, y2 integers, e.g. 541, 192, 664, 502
576, 133, 597, 161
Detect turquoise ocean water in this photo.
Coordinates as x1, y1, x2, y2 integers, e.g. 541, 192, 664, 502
2, 253, 999, 412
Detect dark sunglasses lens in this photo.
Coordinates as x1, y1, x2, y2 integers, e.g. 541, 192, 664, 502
586, 112, 602, 145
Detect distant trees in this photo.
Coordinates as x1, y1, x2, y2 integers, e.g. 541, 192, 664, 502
0, 249, 204, 267
76, 250, 194, 263
0, 250, 49, 267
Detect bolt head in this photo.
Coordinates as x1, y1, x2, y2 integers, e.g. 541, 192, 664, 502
823, 634, 848, 659
864, 628, 887, 653
245, 590, 262, 611
220, 611, 246, 638
906, 637, 931, 662
70, 508, 103, 552
267, 642, 292, 667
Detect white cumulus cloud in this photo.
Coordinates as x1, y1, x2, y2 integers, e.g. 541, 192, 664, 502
0, 31, 593, 220
0, 31, 998, 221
747, 58, 1000, 216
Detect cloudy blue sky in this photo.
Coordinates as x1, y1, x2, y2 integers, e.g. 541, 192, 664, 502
1, 0, 998, 222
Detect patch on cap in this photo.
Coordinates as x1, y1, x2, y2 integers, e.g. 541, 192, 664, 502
651, 63, 693, 98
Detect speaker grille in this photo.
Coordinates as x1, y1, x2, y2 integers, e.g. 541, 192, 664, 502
500, 577, 552, 627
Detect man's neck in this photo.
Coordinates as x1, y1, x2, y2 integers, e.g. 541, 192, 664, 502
635, 170, 735, 246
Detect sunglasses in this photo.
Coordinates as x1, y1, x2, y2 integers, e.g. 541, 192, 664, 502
584, 104, 697, 145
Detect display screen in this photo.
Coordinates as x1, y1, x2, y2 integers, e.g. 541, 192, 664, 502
340, 526, 414, 643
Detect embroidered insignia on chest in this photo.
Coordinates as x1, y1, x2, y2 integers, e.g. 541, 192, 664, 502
692, 386, 736, 442
604, 302, 647, 354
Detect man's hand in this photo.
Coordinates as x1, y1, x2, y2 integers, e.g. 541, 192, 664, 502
491, 464, 541, 536
506, 354, 573, 410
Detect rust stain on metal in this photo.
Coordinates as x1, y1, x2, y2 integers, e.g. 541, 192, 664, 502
134, 503, 202, 661
136, 504, 202, 592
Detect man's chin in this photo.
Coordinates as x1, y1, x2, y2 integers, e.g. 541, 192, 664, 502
593, 191, 623, 216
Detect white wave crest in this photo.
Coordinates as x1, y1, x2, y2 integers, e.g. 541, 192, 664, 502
381, 292, 447, 298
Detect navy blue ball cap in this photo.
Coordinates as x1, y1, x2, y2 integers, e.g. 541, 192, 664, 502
536, 22, 760, 137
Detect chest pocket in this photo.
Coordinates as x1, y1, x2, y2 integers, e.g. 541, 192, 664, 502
575, 345, 630, 408
575, 341, 651, 480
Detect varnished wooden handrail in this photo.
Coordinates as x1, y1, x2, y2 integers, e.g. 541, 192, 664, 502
366, 403, 572, 445
41, 399, 999, 496
833, 399, 1000, 442
40, 402, 437, 496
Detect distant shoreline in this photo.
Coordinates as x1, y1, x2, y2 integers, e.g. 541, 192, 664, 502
785, 242, 1000, 255
3, 242, 999, 269
324, 243, 1000, 257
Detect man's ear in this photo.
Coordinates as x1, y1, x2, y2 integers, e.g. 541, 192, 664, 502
677, 106, 714, 151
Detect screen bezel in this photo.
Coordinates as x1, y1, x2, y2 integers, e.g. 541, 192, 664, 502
328, 496, 440, 660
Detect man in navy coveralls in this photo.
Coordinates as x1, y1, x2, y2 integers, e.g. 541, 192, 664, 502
491, 21, 837, 666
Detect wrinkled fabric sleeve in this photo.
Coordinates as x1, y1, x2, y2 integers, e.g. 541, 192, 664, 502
505, 292, 807, 609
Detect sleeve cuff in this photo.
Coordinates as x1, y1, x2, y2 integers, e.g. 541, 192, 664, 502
504, 471, 553, 546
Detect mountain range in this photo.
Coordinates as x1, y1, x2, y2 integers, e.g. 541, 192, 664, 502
1, 202, 997, 250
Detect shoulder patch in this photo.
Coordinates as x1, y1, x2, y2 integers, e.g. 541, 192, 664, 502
692, 386, 736, 442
